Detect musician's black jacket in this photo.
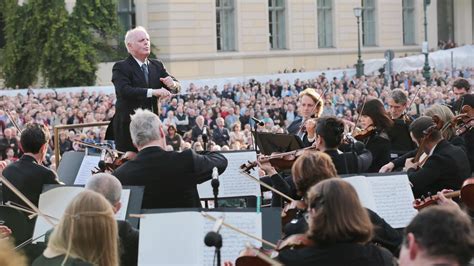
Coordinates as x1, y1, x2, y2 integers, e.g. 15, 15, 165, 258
113, 146, 228, 209
407, 139, 471, 198
387, 118, 416, 158
363, 131, 392, 173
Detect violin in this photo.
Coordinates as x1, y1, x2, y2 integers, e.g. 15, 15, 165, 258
281, 200, 307, 227
413, 178, 474, 210
74, 141, 129, 173
352, 125, 376, 141
240, 147, 316, 172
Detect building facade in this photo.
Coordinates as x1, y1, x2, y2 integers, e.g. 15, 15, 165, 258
83, 0, 474, 82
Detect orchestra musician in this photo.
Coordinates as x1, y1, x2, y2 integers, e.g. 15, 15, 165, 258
105, 26, 181, 158
380, 104, 466, 173
2, 123, 61, 207
386, 89, 416, 159
277, 179, 395, 266
403, 116, 470, 198
314, 116, 372, 175
287, 88, 324, 146
259, 151, 402, 253
113, 109, 228, 209
356, 98, 393, 173
458, 94, 474, 172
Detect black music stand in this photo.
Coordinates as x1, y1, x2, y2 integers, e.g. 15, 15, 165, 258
253, 132, 303, 155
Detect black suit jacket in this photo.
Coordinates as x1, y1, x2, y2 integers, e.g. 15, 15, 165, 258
212, 127, 230, 146
325, 148, 372, 175
364, 132, 392, 173
287, 118, 302, 135
387, 118, 416, 158
2, 155, 60, 206
113, 146, 228, 209
407, 139, 471, 198
106, 55, 180, 152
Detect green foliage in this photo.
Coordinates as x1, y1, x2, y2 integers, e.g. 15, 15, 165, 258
2, 0, 119, 88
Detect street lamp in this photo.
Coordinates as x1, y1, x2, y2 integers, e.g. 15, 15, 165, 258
422, 0, 431, 82
353, 7, 364, 77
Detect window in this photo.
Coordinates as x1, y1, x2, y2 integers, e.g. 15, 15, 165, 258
317, 0, 333, 48
216, 0, 235, 51
268, 0, 286, 49
361, 0, 376, 46
118, 0, 135, 30
402, 0, 415, 45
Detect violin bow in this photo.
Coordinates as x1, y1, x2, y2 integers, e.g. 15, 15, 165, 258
4, 109, 22, 135
0, 174, 56, 227
201, 211, 277, 249
73, 140, 125, 155
239, 170, 296, 203
403, 85, 423, 118
352, 95, 368, 134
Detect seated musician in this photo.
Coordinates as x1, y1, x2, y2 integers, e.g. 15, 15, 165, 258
386, 89, 416, 159
399, 206, 473, 266
458, 94, 474, 172
277, 179, 394, 266
2, 123, 61, 207
356, 98, 393, 172
113, 108, 228, 209
287, 88, 324, 146
259, 151, 401, 254
314, 116, 372, 174
380, 104, 466, 173
403, 116, 470, 198
85, 173, 139, 266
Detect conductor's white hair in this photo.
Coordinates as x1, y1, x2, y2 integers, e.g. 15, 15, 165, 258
130, 108, 161, 147
124, 26, 149, 53
85, 173, 122, 205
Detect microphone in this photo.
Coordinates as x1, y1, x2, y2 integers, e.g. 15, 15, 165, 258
204, 217, 224, 248
98, 148, 107, 172
251, 117, 264, 127
212, 167, 219, 180
202, 126, 207, 136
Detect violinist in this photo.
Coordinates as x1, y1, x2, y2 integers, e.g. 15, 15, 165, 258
287, 88, 324, 146
113, 109, 228, 209
2, 122, 61, 207
356, 99, 393, 172
386, 89, 416, 159
403, 116, 470, 198
259, 152, 402, 254
314, 117, 372, 174
277, 179, 394, 266
458, 94, 474, 172
451, 77, 471, 112
380, 104, 466, 173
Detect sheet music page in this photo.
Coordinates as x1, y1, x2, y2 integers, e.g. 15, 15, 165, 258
138, 212, 263, 266
33, 186, 84, 242
138, 212, 203, 266
74, 155, 100, 185
198, 151, 260, 198
341, 175, 377, 212
114, 189, 130, 220
202, 212, 262, 265
367, 174, 418, 228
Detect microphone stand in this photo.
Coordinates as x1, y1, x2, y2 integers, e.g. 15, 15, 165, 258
204, 231, 222, 266
202, 127, 208, 151
212, 177, 220, 208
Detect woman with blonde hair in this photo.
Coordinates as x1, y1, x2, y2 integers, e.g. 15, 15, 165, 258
33, 190, 119, 266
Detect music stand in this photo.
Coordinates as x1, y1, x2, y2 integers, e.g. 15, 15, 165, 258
252, 132, 303, 155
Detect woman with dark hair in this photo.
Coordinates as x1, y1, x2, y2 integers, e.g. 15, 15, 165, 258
165, 125, 182, 151
356, 98, 393, 172
277, 179, 394, 266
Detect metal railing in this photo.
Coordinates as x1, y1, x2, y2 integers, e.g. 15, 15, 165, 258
53, 122, 110, 167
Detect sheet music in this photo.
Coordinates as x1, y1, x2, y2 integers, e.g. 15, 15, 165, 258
74, 155, 101, 185
202, 212, 262, 265
138, 212, 262, 266
367, 174, 418, 228
342, 175, 377, 212
33, 186, 84, 242
198, 151, 260, 198
114, 189, 130, 220
34, 187, 133, 242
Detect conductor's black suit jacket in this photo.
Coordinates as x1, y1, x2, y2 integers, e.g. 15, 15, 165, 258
106, 55, 180, 152
113, 146, 228, 209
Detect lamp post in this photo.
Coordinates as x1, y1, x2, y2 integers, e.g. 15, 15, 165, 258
353, 7, 364, 77
422, 0, 431, 82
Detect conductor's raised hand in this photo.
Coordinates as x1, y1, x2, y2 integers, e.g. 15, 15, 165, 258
160, 76, 176, 88
152, 88, 172, 98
